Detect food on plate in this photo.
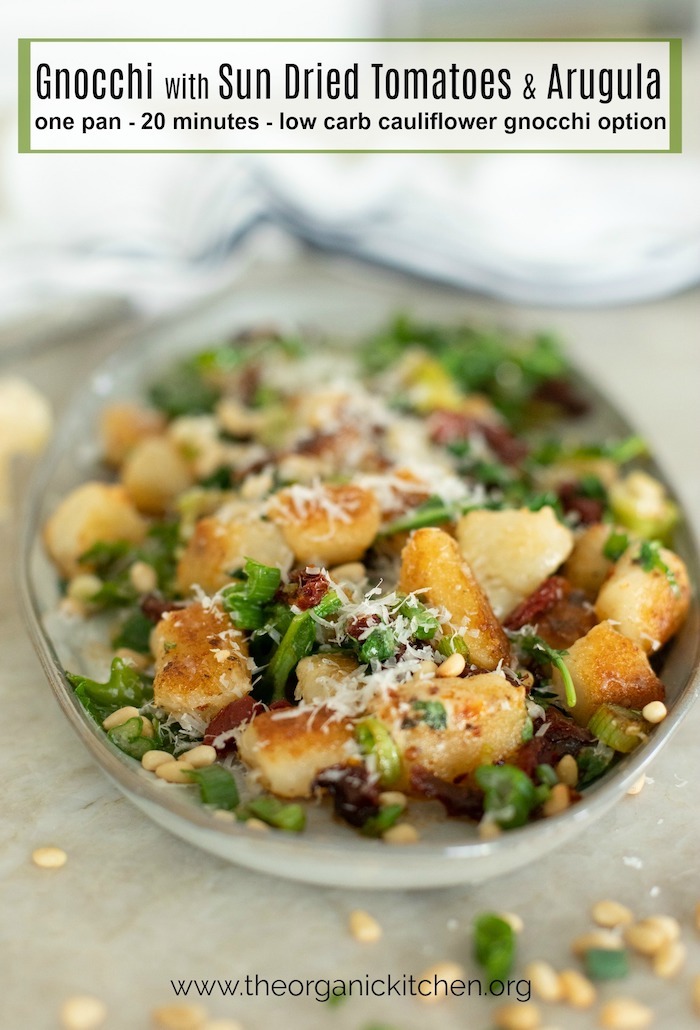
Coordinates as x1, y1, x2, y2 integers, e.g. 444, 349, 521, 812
45, 318, 691, 838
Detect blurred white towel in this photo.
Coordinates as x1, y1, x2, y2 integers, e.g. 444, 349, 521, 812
2, 151, 700, 325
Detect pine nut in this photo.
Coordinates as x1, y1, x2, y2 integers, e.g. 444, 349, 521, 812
692, 973, 700, 1015
178, 745, 217, 768
417, 961, 465, 1003
155, 761, 195, 784
212, 809, 236, 822
641, 701, 667, 724
383, 823, 419, 844
417, 660, 439, 677
478, 818, 502, 840
493, 1001, 541, 1029
32, 846, 67, 869
571, 930, 623, 955
329, 562, 366, 583
102, 706, 140, 730
151, 1004, 208, 1030
623, 920, 667, 955
592, 900, 634, 929
438, 652, 466, 677
348, 909, 382, 943
652, 938, 685, 978
556, 754, 578, 787
542, 783, 570, 817
59, 994, 107, 1030
141, 750, 173, 772
644, 915, 680, 944
599, 997, 653, 1029
243, 817, 269, 832
129, 560, 158, 593
67, 574, 102, 603
626, 775, 646, 796
525, 960, 562, 1002
141, 717, 155, 738
499, 911, 524, 934
558, 969, 596, 1008
695, 901, 700, 933
378, 790, 407, 808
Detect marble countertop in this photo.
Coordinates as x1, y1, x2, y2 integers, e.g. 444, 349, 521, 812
2, 255, 700, 1030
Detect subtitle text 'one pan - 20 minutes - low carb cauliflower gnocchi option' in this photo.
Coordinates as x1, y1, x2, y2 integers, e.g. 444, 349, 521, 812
43, 318, 691, 840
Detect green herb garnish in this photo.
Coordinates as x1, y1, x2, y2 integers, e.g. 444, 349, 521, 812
355, 717, 402, 787
473, 913, 516, 981
475, 764, 537, 830
516, 632, 576, 708
411, 700, 448, 731
603, 529, 630, 562
636, 540, 680, 596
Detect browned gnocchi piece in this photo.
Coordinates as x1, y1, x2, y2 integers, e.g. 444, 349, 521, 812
268, 483, 380, 567
43, 481, 147, 578
552, 620, 665, 726
398, 527, 510, 671
121, 436, 194, 515
371, 672, 527, 788
294, 652, 361, 705
456, 506, 574, 619
152, 601, 251, 721
594, 546, 691, 654
237, 708, 355, 798
563, 523, 615, 599
176, 515, 293, 595
99, 402, 166, 467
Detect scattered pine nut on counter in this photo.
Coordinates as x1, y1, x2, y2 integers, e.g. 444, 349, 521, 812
32, 845, 67, 869
151, 1002, 208, 1030
592, 900, 634, 928
599, 997, 653, 1029
348, 908, 382, 943
59, 994, 107, 1030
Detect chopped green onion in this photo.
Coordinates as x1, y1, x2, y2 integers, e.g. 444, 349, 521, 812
267, 611, 316, 699
188, 764, 240, 810
312, 590, 342, 619
358, 625, 397, 664
437, 634, 469, 658
576, 743, 614, 788
243, 796, 306, 832
411, 700, 447, 731
241, 558, 282, 604
588, 704, 649, 754
535, 763, 558, 787
397, 595, 440, 640
355, 717, 402, 787
221, 557, 282, 630
584, 948, 629, 980
361, 804, 404, 837
603, 529, 630, 562
521, 717, 534, 743
475, 764, 537, 830
473, 913, 516, 982
107, 717, 160, 760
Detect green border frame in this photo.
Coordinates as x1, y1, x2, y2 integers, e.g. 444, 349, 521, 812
18, 37, 682, 155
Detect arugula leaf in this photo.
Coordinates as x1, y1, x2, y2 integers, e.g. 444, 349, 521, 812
67, 658, 151, 721
515, 632, 576, 708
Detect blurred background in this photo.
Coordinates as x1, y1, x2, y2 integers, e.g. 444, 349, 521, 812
1, 1, 699, 342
